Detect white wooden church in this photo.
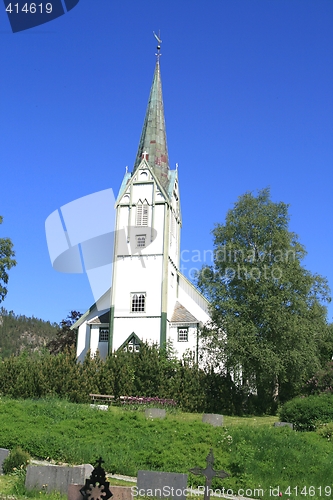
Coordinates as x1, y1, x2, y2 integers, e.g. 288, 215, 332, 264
75, 51, 210, 362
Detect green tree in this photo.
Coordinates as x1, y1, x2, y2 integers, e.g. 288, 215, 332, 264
47, 310, 82, 354
197, 188, 331, 412
0, 216, 16, 303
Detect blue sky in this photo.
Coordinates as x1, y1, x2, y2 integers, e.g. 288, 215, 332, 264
1, 0, 332, 324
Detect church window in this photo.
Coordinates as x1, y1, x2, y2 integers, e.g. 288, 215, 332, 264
131, 293, 146, 312
99, 328, 109, 342
136, 235, 146, 248
124, 335, 141, 353
136, 202, 148, 226
178, 328, 188, 342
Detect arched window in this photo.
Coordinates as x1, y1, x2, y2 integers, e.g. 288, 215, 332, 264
131, 293, 146, 312
136, 202, 148, 226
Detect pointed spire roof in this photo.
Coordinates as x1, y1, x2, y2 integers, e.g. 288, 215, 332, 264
133, 58, 169, 189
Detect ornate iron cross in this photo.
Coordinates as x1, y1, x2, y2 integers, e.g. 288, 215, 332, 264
189, 449, 229, 500
80, 457, 113, 500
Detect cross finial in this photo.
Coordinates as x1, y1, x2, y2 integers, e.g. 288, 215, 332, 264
142, 150, 149, 160
153, 31, 162, 60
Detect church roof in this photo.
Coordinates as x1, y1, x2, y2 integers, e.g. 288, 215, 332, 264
167, 169, 177, 197
133, 59, 169, 190
116, 171, 131, 203
87, 312, 110, 325
171, 301, 199, 324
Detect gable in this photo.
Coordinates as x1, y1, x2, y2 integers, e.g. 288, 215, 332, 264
171, 301, 198, 323
116, 159, 172, 207
118, 332, 142, 352
87, 311, 110, 325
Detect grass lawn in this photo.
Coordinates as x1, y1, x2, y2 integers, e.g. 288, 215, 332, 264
0, 398, 332, 499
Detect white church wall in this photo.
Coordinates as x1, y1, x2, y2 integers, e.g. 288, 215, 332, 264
166, 260, 178, 318
169, 209, 178, 264
97, 340, 109, 359
90, 325, 109, 359
90, 325, 99, 356
76, 323, 90, 363
113, 255, 163, 317
115, 202, 166, 256
76, 298, 110, 361
112, 317, 161, 351
131, 183, 153, 204
168, 324, 198, 359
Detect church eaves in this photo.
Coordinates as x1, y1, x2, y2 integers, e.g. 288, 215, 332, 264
133, 59, 169, 190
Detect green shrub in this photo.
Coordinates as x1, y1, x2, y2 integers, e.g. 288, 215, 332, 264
279, 393, 333, 431
2, 446, 30, 474
0, 346, 246, 415
316, 422, 333, 440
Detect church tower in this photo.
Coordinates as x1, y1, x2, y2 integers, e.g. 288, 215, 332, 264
109, 51, 181, 352
75, 46, 210, 361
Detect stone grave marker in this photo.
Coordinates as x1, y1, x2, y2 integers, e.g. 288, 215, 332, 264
202, 414, 223, 427
0, 448, 10, 474
145, 408, 166, 419
69, 484, 133, 500
274, 422, 293, 429
25, 463, 93, 494
137, 470, 188, 500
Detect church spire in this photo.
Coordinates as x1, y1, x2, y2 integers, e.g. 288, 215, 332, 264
133, 38, 169, 189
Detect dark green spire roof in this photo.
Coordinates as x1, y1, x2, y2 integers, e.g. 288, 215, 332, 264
133, 59, 169, 189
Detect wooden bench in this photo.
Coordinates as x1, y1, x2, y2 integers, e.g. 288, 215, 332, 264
89, 394, 129, 405
89, 393, 115, 405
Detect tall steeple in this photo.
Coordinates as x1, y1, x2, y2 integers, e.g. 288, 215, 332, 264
133, 44, 169, 190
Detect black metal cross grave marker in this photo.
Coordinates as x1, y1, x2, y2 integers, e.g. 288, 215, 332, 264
189, 449, 229, 500
80, 457, 113, 500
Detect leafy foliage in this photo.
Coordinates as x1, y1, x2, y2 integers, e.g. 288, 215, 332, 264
2, 447, 30, 474
304, 361, 333, 396
0, 216, 16, 304
279, 394, 333, 431
47, 311, 82, 354
197, 188, 331, 412
0, 345, 244, 413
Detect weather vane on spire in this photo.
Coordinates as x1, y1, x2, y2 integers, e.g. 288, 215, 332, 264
153, 31, 162, 59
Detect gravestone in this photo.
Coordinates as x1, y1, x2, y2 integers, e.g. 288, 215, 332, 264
90, 404, 108, 411
202, 414, 223, 427
145, 408, 166, 419
25, 464, 93, 494
274, 422, 293, 429
137, 470, 188, 500
0, 448, 10, 474
69, 484, 133, 500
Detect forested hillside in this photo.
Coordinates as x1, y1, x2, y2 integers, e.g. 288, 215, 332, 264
0, 308, 58, 358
